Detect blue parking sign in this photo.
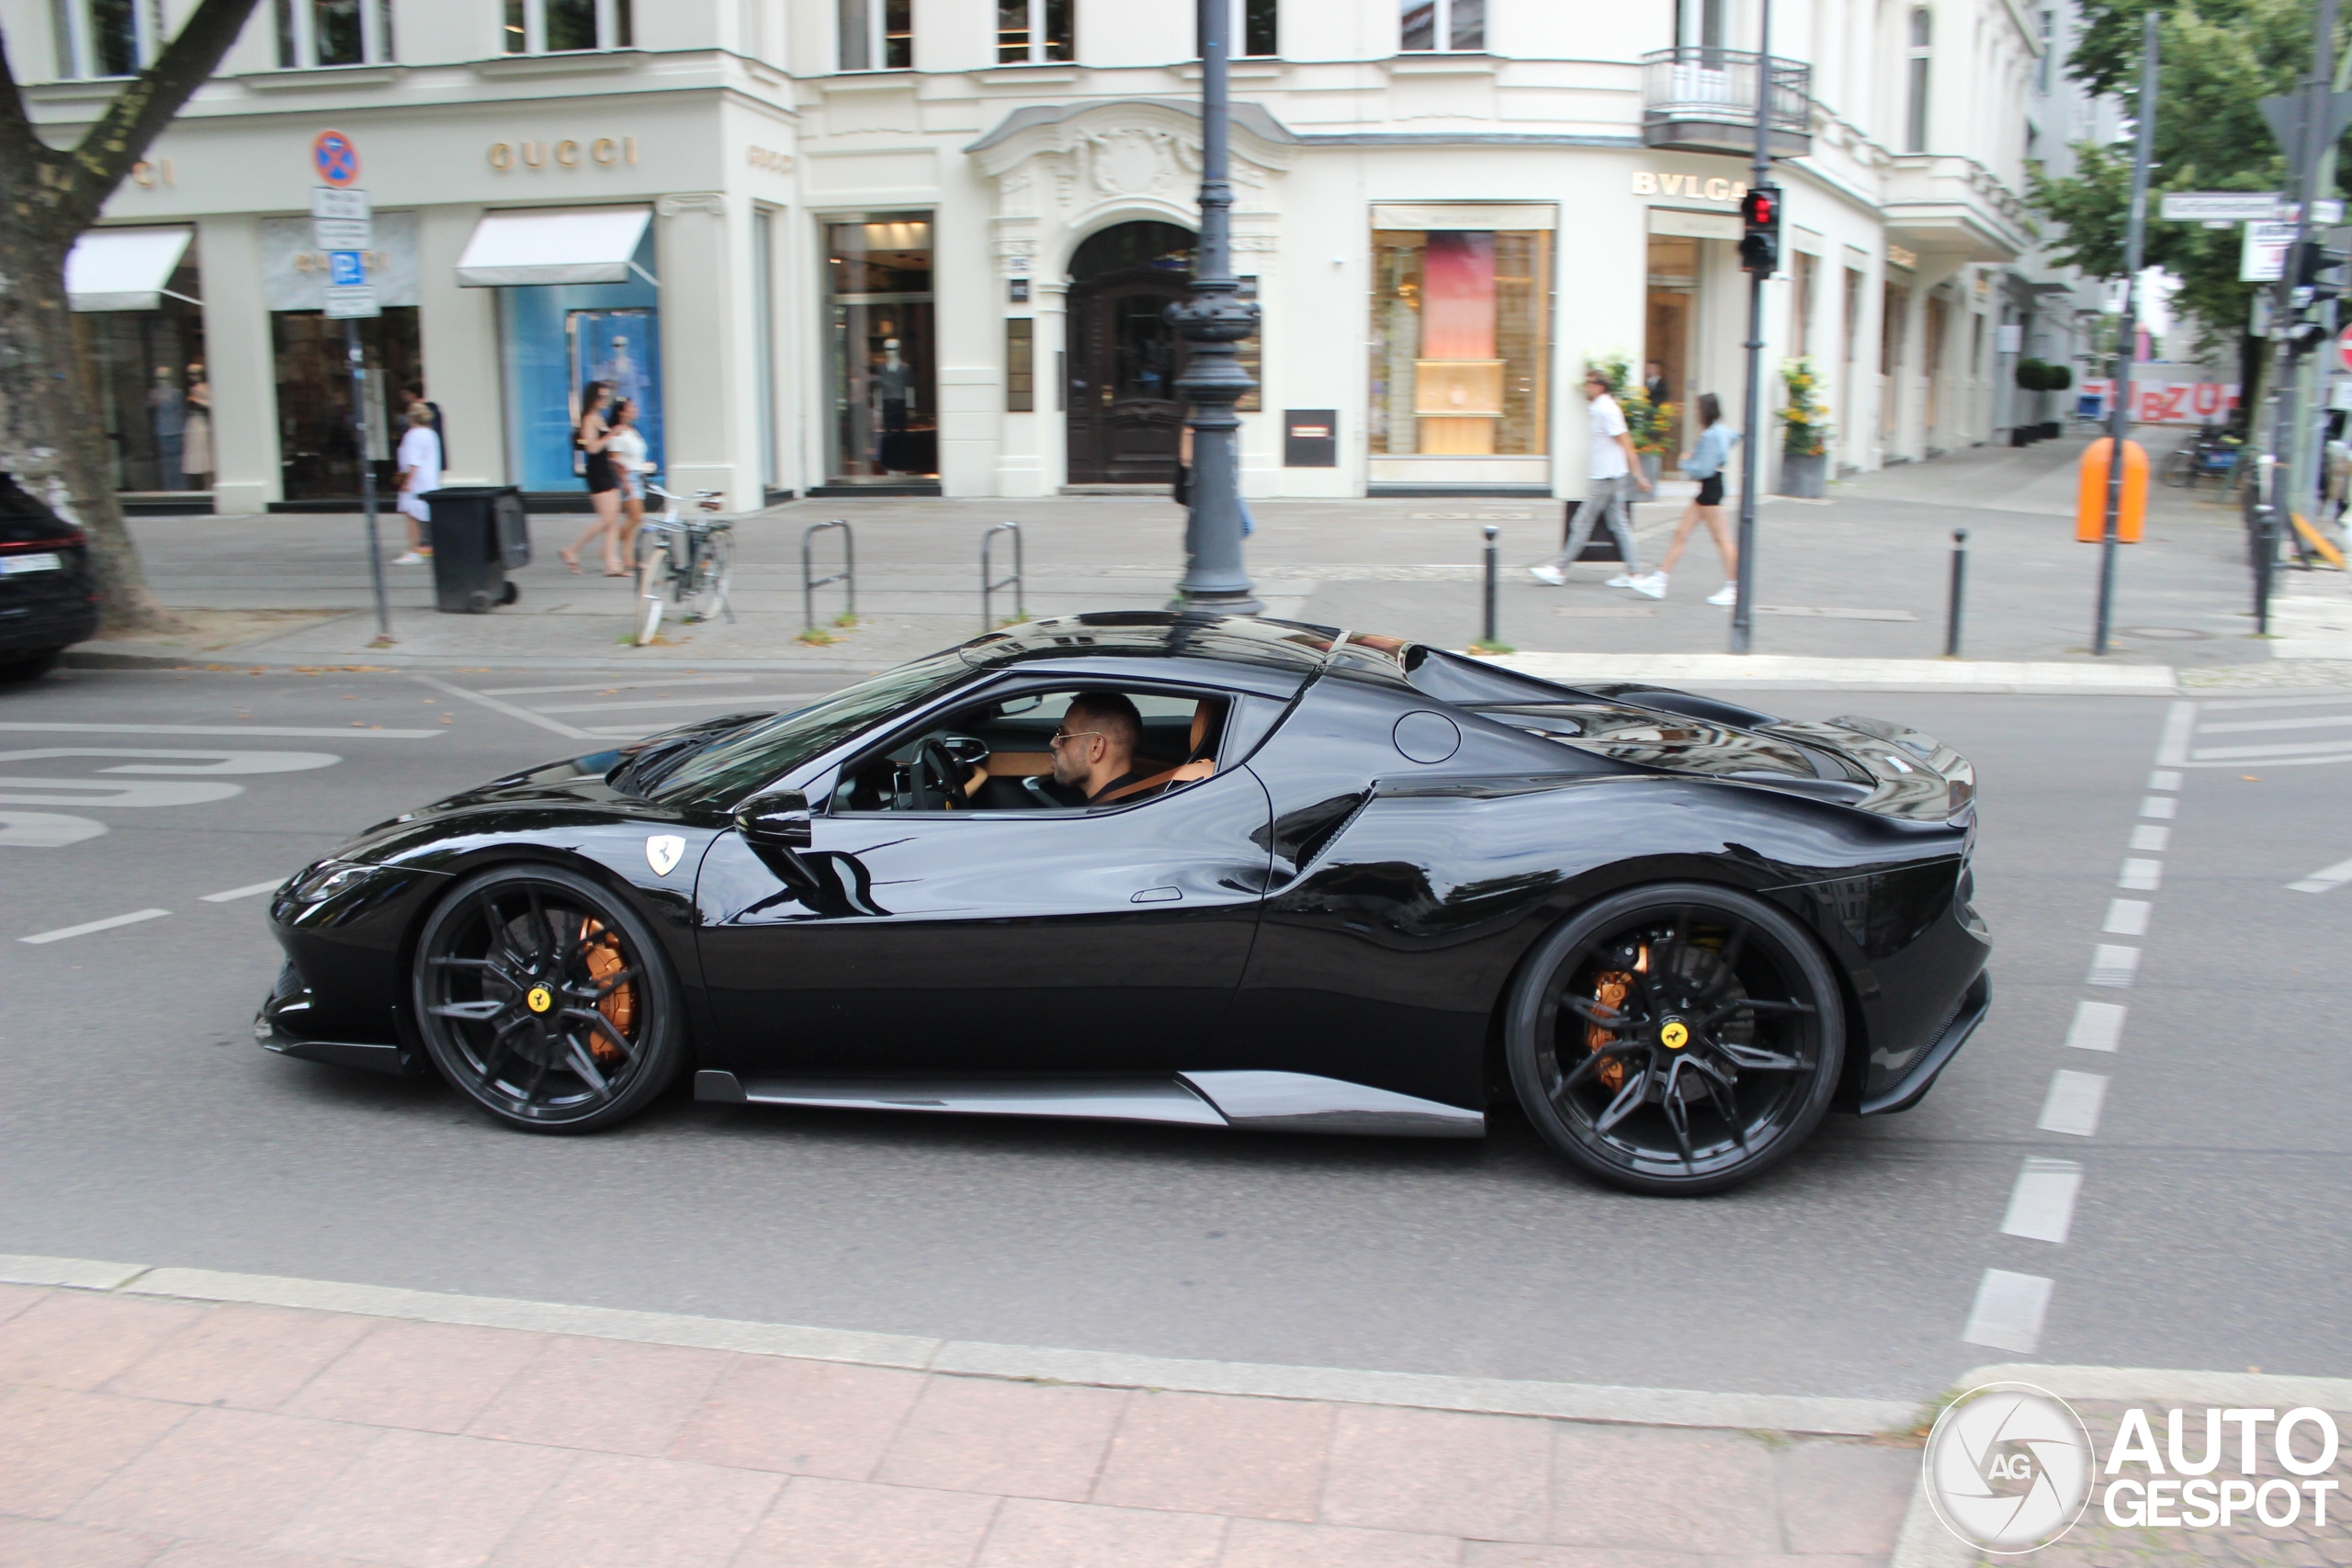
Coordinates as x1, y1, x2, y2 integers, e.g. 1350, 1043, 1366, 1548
328, 250, 367, 287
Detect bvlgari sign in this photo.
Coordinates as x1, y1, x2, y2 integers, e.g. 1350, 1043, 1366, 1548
1633, 171, 1750, 204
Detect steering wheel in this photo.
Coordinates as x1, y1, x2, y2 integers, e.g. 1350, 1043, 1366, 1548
914, 738, 971, 810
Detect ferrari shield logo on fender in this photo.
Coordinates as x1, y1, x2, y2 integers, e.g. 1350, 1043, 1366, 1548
645, 834, 685, 877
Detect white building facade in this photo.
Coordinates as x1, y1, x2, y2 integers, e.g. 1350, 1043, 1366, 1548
14, 0, 2041, 513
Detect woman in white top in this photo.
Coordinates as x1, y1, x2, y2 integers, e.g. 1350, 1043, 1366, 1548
391, 403, 442, 565
607, 398, 650, 566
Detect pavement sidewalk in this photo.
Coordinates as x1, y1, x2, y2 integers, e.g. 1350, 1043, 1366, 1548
5, 1256, 2348, 1568
65, 435, 2352, 692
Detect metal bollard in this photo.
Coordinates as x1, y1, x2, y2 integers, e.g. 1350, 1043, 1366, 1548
1944, 528, 1968, 659
1482, 525, 1500, 649
982, 520, 1024, 633
801, 519, 854, 636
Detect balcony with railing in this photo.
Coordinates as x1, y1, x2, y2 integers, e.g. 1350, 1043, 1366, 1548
1640, 48, 1812, 157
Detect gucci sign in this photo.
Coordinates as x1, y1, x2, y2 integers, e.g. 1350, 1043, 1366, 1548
489, 137, 640, 172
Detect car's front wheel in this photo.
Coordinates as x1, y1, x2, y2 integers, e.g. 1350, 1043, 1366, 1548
1505, 883, 1845, 1195
413, 863, 684, 1133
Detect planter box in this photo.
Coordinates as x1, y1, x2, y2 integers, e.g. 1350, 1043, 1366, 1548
1639, 452, 1664, 488
1778, 451, 1828, 498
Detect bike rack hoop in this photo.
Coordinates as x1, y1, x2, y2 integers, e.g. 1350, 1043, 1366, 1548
802, 519, 855, 634
982, 521, 1024, 634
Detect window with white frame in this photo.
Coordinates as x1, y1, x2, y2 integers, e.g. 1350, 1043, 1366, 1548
276, 0, 394, 68
1400, 0, 1482, 51
1197, 0, 1278, 58
1905, 7, 1932, 152
841, 0, 912, 69
504, 0, 634, 53
52, 0, 160, 79
997, 0, 1074, 63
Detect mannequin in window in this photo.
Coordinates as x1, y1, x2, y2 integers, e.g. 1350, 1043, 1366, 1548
147, 367, 185, 491
181, 362, 213, 491
872, 337, 913, 472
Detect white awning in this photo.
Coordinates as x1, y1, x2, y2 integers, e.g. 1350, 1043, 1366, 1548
454, 207, 656, 288
66, 226, 198, 311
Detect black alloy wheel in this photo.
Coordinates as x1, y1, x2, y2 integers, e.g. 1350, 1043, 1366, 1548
1506, 883, 1844, 1195
413, 864, 684, 1133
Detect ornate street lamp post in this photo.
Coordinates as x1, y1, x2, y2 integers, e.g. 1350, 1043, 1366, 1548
1170, 0, 1262, 614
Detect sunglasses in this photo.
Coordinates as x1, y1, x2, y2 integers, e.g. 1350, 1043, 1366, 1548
1047, 728, 1103, 748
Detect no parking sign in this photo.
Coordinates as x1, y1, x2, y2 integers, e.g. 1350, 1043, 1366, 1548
311, 129, 360, 186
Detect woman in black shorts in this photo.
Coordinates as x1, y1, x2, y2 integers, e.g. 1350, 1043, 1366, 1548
560, 380, 627, 575
1651, 391, 1742, 607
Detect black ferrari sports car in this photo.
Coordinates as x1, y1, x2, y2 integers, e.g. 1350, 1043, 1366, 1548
259, 613, 1989, 1194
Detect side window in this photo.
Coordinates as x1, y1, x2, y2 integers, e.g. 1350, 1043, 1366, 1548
831, 686, 1232, 814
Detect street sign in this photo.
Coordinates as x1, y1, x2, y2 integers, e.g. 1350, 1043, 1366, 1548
323, 249, 379, 319
311, 129, 361, 187
2161, 192, 2280, 222
2244, 220, 2297, 282
311, 186, 370, 252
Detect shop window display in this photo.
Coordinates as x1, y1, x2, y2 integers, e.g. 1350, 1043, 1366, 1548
72, 255, 209, 495
1368, 226, 1550, 458
272, 309, 419, 502
826, 218, 937, 483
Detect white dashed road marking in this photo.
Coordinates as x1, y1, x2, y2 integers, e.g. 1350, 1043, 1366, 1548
21, 908, 171, 945
411, 675, 594, 741
2139, 795, 2177, 818
2103, 899, 2150, 935
201, 881, 283, 904
2290, 857, 2352, 894
2120, 857, 2162, 890
2087, 944, 2140, 987
1999, 1158, 2085, 1245
2128, 824, 2169, 852
1962, 1269, 2054, 1353
2064, 1001, 2125, 1053
2038, 1070, 2109, 1136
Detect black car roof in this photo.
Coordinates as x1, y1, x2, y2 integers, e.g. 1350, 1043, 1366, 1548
958, 611, 1412, 682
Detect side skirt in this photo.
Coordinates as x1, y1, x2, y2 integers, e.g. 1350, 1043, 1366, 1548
693, 1069, 1486, 1138
1857, 970, 1992, 1116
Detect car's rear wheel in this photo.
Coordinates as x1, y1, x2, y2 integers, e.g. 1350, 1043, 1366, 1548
1505, 883, 1844, 1195
413, 863, 684, 1133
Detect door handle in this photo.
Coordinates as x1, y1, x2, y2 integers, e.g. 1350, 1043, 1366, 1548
1130, 886, 1182, 903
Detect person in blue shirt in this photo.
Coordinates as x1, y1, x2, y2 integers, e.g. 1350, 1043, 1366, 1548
1634, 391, 1740, 606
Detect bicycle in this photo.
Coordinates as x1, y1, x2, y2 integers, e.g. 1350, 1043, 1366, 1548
2159, 425, 2241, 489
633, 483, 734, 645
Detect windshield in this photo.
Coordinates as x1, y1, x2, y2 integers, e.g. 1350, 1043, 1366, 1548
649, 649, 978, 807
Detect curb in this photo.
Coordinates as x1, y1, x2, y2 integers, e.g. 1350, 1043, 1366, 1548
60, 649, 886, 677
0, 1252, 1914, 1437
1887, 1361, 2352, 1568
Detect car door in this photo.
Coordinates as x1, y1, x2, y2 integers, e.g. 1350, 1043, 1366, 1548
695, 730, 1274, 1077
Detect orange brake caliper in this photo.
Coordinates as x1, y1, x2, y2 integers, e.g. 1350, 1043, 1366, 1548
579, 919, 636, 1063
1586, 971, 1633, 1092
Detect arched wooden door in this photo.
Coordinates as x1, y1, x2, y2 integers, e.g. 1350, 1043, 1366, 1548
1065, 221, 1194, 485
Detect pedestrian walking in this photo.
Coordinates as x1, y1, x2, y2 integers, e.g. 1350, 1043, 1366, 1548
1531, 368, 1651, 591
390, 402, 442, 565
560, 380, 628, 576
607, 397, 650, 565
400, 380, 447, 470
1634, 391, 1740, 605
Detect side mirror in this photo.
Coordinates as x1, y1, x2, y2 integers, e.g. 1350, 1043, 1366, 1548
734, 790, 812, 848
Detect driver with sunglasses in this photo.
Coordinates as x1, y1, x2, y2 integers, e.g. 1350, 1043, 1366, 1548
1047, 691, 1159, 805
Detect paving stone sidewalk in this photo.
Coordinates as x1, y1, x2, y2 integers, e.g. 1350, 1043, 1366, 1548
0, 1278, 1920, 1568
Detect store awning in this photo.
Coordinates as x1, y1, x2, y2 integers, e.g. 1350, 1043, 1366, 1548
454, 207, 656, 288
65, 226, 198, 311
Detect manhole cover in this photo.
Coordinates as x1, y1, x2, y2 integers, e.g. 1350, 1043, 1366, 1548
2116, 626, 2211, 640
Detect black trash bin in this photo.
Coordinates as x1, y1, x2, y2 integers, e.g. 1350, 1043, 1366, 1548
424, 486, 530, 614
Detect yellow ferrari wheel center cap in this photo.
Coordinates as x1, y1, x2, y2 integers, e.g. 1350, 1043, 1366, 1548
1659, 1020, 1690, 1050
526, 986, 553, 1014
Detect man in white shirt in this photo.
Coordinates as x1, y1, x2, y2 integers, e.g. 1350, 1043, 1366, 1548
392, 403, 442, 566
1532, 369, 1653, 592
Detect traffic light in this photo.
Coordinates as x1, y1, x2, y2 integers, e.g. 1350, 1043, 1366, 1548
1739, 185, 1781, 276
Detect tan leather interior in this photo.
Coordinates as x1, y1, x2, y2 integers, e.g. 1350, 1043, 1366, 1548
1092, 699, 1221, 805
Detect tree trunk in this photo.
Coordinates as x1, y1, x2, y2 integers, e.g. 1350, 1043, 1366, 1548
0, 210, 180, 635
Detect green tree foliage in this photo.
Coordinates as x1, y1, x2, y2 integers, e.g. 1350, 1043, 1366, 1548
2031, 0, 2347, 355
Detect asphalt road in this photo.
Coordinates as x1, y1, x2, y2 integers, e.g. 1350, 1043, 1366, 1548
1, 662, 2344, 1402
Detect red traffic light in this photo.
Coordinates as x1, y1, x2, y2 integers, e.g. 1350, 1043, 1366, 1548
1740, 186, 1779, 229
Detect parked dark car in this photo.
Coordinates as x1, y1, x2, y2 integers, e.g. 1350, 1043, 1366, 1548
257, 613, 1991, 1195
0, 474, 102, 681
